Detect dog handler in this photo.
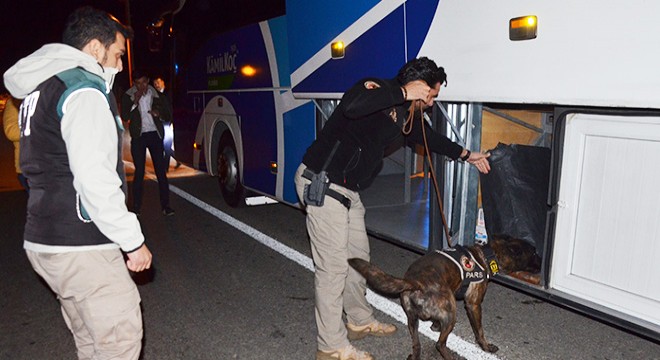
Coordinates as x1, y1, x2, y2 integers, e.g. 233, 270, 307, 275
294, 57, 491, 360
4, 7, 151, 359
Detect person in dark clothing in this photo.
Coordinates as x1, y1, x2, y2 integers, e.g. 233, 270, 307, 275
2, 96, 29, 191
153, 76, 180, 171
121, 70, 174, 216
294, 57, 490, 360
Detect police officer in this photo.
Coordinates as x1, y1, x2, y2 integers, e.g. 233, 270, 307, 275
294, 57, 490, 360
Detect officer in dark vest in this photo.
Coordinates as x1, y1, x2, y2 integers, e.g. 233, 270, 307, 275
4, 7, 152, 359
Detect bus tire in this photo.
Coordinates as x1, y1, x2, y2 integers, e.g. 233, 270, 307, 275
217, 132, 244, 207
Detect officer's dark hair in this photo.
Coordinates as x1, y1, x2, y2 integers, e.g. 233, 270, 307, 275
396, 57, 447, 87
62, 6, 133, 50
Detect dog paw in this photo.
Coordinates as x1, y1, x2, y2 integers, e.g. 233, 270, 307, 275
485, 343, 499, 353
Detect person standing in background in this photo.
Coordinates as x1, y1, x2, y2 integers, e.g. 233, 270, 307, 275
153, 76, 180, 171
2, 96, 28, 191
122, 71, 175, 216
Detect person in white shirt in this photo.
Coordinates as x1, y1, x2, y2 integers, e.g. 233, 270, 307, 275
121, 70, 174, 216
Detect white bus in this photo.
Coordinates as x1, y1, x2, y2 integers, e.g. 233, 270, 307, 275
165, 0, 660, 340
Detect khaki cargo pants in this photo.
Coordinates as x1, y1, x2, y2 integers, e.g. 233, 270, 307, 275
26, 248, 143, 360
294, 164, 376, 352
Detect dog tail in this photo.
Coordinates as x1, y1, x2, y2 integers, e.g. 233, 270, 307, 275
349, 258, 415, 295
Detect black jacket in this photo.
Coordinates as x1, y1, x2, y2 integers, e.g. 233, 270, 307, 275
302, 77, 463, 191
121, 85, 171, 139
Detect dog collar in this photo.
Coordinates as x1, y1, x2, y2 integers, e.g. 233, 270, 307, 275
480, 243, 500, 276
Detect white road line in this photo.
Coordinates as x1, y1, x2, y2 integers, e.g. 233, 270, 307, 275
170, 184, 500, 360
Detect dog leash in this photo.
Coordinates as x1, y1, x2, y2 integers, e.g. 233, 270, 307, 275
403, 100, 453, 247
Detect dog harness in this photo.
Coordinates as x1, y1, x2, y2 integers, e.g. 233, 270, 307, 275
436, 245, 499, 299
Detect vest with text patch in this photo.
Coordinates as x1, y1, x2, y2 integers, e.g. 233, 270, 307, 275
436, 245, 488, 299
19, 67, 125, 248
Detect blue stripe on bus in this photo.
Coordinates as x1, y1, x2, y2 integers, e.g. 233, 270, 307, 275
405, 0, 439, 62
286, 0, 380, 71
268, 16, 291, 87
282, 102, 316, 204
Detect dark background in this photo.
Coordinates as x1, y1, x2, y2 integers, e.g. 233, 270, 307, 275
0, 0, 285, 94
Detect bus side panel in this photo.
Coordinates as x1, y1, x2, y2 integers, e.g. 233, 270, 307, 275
420, 1, 660, 108
286, 0, 381, 72
287, 0, 438, 96
229, 91, 278, 195
292, 7, 405, 94
282, 102, 316, 204
177, 17, 284, 174
173, 94, 205, 170
187, 23, 275, 91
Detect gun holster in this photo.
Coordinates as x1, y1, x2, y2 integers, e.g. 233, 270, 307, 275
303, 170, 330, 207
302, 168, 352, 209
301, 140, 351, 209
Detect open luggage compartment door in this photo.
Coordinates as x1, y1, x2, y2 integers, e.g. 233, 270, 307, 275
550, 112, 660, 333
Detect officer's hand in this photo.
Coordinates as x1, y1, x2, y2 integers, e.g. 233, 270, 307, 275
126, 244, 152, 272
402, 80, 432, 102
467, 151, 491, 174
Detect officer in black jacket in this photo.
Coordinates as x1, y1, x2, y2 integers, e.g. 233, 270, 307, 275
294, 57, 490, 360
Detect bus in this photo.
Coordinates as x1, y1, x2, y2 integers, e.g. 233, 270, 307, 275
156, 0, 660, 341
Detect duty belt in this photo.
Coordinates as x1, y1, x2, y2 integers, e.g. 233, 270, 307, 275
302, 169, 352, 209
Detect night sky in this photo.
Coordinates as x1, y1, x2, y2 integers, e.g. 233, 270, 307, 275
0, 0, 285, 93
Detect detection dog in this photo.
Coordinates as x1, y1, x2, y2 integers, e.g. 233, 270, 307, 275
349, 235, 541, 360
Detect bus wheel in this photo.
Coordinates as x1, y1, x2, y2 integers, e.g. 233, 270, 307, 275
217, 133, 244, 207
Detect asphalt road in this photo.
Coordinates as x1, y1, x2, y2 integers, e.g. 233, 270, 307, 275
0, 135, 659, 359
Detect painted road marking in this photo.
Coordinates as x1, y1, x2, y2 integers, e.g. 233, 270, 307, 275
170, 184, 500, 360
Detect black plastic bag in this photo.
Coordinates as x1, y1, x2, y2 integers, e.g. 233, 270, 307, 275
479, 143, 551, 251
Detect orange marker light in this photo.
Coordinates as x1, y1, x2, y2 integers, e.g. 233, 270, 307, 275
331, 41, 345, 59
510, 16, 536, 29
241, 65, 257, 77
509, 15, 538, 41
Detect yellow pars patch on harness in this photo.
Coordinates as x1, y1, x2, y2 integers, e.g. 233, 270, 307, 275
364, 81, 380, 89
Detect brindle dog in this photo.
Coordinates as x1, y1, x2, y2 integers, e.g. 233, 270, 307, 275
349, 235, 540, 360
